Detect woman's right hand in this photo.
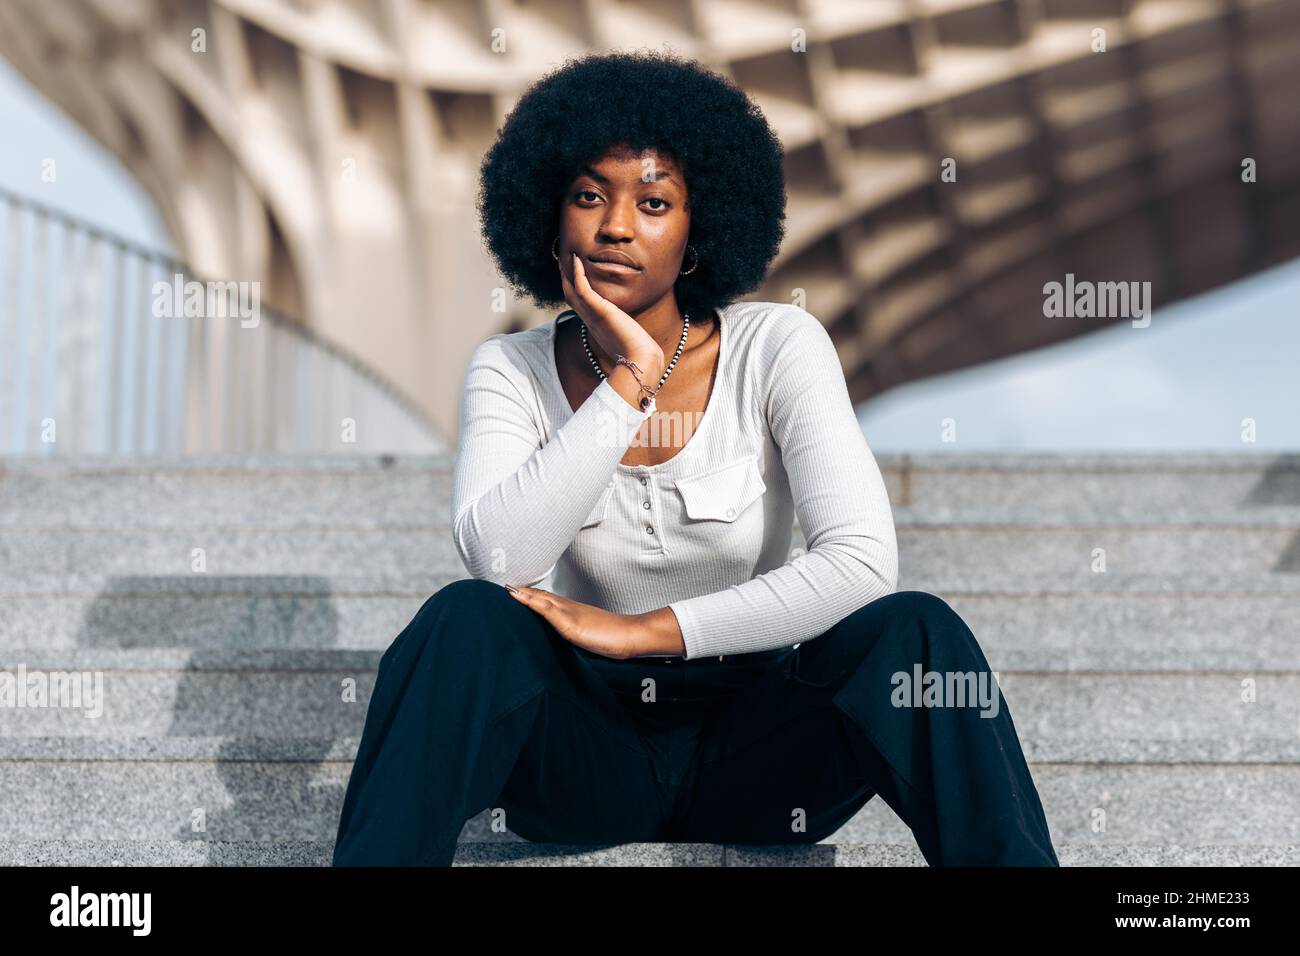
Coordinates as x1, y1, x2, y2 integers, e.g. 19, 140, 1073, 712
558, 252, 666, 383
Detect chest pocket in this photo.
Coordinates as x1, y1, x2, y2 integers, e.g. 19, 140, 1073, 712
674, 454, 767, 522
580, 483, 615, 528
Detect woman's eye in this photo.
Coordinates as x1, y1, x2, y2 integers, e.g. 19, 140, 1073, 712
573, 191, 668, 210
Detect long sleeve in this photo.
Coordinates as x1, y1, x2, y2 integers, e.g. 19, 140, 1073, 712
450, 334, 657, 587
667, 309, 898, 660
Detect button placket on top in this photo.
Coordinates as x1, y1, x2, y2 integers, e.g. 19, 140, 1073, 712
634, 467, 664, 554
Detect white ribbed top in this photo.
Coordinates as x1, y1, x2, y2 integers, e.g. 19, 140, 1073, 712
450, 300, 899, 660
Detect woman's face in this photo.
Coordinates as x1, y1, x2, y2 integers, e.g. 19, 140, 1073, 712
557, 145, 690, 315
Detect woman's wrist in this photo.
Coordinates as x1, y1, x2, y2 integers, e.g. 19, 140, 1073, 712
628, 350, 666, 385
607, 352, 665, 411
627, 607, 686, 657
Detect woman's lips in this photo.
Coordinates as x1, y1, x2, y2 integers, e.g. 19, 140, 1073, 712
585, 257, 640, 276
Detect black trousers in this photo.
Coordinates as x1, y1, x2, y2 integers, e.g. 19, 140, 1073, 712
331, 578, 1059, 866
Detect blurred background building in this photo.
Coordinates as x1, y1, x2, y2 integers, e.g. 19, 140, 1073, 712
2, 0, 1298, 452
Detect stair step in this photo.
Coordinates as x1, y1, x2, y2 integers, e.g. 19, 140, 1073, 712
1, 738, 1299, 844
0, 457, 456, 529
1, 840, 1296, 866
1, 661, 1297, 740
7, 569, 1299, 596
4, 576, 1297, 671
2, 734, 1298, 763
943, 590, 1300, 670
3, 453, 1297, 526
894, 526, 1300, 575
3, 524, 1298, 584
887, 453, 1300, 521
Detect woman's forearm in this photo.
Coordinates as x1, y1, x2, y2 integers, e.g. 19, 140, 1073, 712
452, 337, 657, 584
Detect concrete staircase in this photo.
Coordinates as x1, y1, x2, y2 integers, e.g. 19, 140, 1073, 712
2, 453, 1299, 866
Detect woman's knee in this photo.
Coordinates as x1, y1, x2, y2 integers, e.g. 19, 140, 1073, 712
434, 576, 515, 605
383, 578, 521, 663
851, 590, 976, 653
417, 578, 518, 626
894, 592, 992, 674
885, 590, 961, 624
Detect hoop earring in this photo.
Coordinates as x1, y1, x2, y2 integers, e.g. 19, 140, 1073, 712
552, 235, 560, 260
679, 244, 698, 276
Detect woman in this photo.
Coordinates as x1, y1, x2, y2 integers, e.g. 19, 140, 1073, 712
332, 50, 1058, 867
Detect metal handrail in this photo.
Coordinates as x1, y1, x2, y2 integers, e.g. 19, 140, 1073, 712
0, 184, 443, 454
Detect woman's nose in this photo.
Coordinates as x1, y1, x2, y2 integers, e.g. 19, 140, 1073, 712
599, 199, 636, 238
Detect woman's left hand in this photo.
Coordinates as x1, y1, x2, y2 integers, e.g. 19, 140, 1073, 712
506, 585, 642, 660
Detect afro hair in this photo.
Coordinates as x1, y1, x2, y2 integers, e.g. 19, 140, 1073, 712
476, 49, 787, 320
